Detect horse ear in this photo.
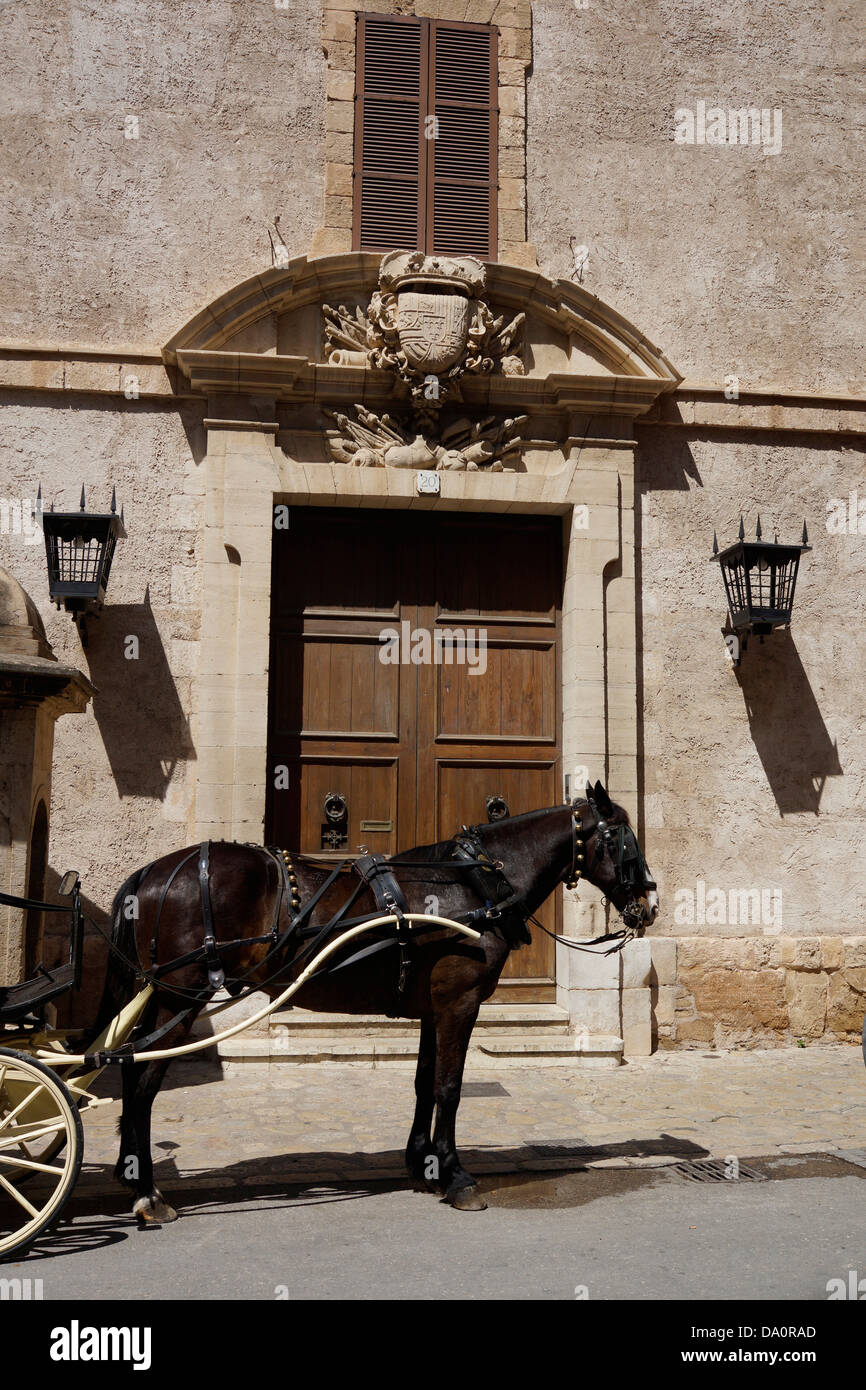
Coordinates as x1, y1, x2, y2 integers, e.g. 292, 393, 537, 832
594, 780, 615, 818
585, 780, 593, 800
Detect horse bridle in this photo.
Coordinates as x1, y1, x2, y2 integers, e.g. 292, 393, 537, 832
566, 796, 656, 914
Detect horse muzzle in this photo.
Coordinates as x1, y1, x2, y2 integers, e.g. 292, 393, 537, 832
622, 889, 658, 928
640, 889, 659, 924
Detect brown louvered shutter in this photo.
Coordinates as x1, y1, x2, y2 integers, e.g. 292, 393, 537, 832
354, 14, 425, 253
353, 15, 498, 260
427, 22, 498, 259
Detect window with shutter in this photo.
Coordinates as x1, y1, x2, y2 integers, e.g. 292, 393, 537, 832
353, 14, 498, 260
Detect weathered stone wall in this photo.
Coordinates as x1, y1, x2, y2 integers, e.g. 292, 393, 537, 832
0, 0, 323, 346
4, 1, 862, 391
0, 393, 205, 919
529, 0, 864, 392
639, 425, 866, 1045
652, 938, 866, 1049
0, 0, 862, 1050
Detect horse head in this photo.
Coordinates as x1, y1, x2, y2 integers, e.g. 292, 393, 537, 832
569, 779, 659, 928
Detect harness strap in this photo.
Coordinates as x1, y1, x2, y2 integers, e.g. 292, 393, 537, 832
199, 841, 225, 991
149, 848, 198, 968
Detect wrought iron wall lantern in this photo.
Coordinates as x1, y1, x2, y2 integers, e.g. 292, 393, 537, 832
40, 485, 123, 641
711, 516, 810, 660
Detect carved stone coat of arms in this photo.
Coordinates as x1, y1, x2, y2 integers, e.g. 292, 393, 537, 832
395, 290, 470, 373
322, 250, 526, 471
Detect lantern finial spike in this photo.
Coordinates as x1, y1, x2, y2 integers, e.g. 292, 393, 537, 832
756, 514, 762, 540
802, 520, 809, 545
712, 530, 719, 555
79, 484, 86, 510
738, 514, 745, 540
110, 485, 117, 513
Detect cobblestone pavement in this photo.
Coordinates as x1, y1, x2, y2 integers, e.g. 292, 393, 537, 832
73, 1044, 866, 1198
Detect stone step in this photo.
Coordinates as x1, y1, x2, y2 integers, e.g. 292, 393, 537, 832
477, 1034, 623, 1066
217, 1028, 622, 1068
267, 1003, 570, 1038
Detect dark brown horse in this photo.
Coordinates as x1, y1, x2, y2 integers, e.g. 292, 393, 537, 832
92, 783, 657, 1217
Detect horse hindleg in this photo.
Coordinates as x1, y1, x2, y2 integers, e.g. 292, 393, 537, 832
431, 1002, 487, 1211
405, 1016, 436, 1186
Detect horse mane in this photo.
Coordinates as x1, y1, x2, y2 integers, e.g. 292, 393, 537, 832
390, 837, 455, 863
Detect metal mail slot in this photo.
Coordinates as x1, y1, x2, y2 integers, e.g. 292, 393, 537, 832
359, 819, 393, 832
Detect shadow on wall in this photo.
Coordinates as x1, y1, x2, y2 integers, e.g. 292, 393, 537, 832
634, 424, 703, 493
84, 589, 196, 800
734, 629, 842, 815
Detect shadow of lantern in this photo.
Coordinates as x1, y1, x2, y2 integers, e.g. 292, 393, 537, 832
83, 589, 195, 800
733, 628, 842, 815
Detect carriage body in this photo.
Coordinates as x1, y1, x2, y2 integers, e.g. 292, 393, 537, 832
0, 873, 89, 1261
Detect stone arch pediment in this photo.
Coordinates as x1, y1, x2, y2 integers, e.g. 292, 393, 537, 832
164, 252, 680, 412
165, 252, 680, 474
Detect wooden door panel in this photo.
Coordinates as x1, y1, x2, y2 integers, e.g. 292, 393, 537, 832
281, 634, 400, 739
293, 758, 399, 859
435, 641, 556, 741
435, 758, 559, 993
432, 517, 559, 623
415, 512, 562, 1001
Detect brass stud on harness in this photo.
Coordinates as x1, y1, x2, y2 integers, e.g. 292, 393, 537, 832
280, 848, 301, 912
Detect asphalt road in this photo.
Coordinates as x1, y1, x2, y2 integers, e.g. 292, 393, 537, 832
8, 1154, 866, 1302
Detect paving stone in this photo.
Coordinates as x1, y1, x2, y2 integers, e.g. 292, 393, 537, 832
73, 1044, 866, 1194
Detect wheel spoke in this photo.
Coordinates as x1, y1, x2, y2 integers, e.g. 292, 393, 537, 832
0, 1170, 40, 1218
0, 1083, 42, 1132
0, 1119, 67, 1151
0, 1152, 65, 1175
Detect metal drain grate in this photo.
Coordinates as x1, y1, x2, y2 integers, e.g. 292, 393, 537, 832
672, 1159, 767, 1183
462, 1082, 510, 1097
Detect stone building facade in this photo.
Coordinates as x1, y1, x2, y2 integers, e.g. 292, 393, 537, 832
0, 0, 863, 1058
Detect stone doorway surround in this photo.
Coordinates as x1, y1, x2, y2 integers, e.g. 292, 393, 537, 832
163, 251, 680, 1061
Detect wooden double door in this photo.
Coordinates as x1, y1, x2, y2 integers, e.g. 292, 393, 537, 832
267, 507, 562, 1000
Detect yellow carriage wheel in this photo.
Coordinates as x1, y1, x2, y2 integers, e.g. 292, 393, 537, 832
0, 1048, 83, 1260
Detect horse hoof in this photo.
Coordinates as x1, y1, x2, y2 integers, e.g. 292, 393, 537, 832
134, 1191, 179, 1224
445, 1185, 487, 1211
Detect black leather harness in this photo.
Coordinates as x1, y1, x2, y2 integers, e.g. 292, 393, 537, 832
145, 842, 298, 996
352, 852, 413, 999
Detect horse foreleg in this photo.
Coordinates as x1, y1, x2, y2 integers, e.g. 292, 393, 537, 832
405, 1015, 436, 1187
128, 1057, 180, 1225
116, 1008, 197, 1224
431, 1001, 487, 1211
115, 1060, 146, 1192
